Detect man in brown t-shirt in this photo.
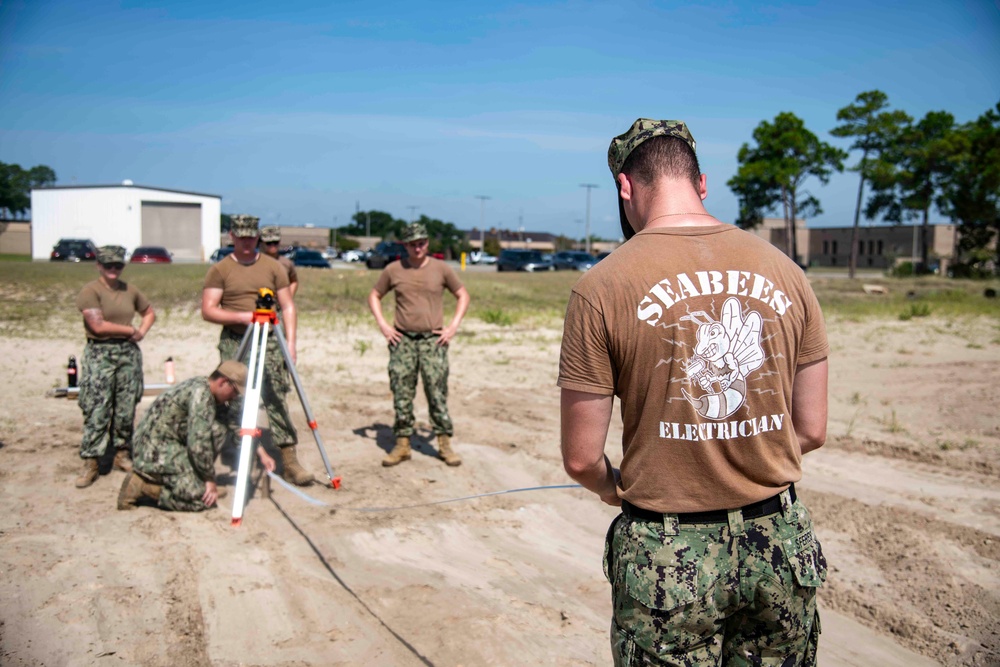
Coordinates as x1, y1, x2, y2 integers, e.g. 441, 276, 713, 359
558, 120, 829, 665
202, 214, 314, 486
368, 222, 470, 467
260, 225, 298, 298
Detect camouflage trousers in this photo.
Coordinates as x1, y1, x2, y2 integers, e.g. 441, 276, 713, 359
218, 329, 297, 447
136, 469, 211, 512
78, 340, 144, 459
387, 332, 453, 437
605, 491, 825, 666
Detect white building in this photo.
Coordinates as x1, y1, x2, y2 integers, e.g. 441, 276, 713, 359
30, 183, 222, 261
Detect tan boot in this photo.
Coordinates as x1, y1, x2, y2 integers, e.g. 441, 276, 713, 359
117, 471, 162, 510
113, 449, 133, 472
75, 458, 99, 488
437, 435, 462, 467
382, 436, 412, 467
280, 446, 315, 486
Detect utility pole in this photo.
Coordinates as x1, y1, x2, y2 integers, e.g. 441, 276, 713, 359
366, 211, 371, 240
580, 184, 598, 255
407, 205, 419, 223
475, 195, 491, 254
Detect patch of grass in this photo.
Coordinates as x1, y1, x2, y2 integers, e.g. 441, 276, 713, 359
848, 392, 864, 405
353, 339, 372, 357
814, 275, 999, 321
480, 308, 515, 326
879, 409, 905, 434
898, 302, 932, 321
0, 254, 30, 262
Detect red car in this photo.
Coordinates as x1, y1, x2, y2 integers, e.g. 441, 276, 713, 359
129, 246, 172, 264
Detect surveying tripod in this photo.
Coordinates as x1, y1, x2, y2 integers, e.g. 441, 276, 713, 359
230, 288, 341, 527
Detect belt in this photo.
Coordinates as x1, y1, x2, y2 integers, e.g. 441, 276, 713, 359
622, 484, 795, 524
88, 338, 131, 345
397, 329, 438, 340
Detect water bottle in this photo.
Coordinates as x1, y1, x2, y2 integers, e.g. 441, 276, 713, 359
67, 355, 78, 388
165, 357, 176, 384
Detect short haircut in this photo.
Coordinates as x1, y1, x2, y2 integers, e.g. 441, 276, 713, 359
620, 135, 701, 191
209, 370, 224, 381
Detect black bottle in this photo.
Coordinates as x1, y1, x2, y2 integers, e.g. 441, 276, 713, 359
67, 355, 78, 388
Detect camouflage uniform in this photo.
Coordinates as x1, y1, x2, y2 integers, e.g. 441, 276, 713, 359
78, 341, 144, 458
218, 331, 296, 447
131, 376, 229, 512
388, 331, 453, 437
605, 491, 825, 666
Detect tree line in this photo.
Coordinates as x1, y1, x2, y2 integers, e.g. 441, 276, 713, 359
729, 92, 1000, 277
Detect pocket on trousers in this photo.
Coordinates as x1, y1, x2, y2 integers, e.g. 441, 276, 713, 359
780, 527, 828, 588
624, 559, 721, 612
604, 514, 623, 583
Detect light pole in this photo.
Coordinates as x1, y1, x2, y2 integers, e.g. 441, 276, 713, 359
580, 184, 598, 255
407, 205, 419, 223
475, 195, 491, 254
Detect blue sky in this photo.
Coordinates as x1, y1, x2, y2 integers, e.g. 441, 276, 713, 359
1, 0, 998, 240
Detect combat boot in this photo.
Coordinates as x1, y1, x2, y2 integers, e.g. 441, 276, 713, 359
113, 449, 133, 472
280, 446, 315, 486
382, 436, 411, 467
75, 458, 99, 488
116, 471, 162, 510
437, 435, 462, 467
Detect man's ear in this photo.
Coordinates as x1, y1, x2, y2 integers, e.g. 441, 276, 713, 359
617, 172, 633, 202
698, 173, 708, 201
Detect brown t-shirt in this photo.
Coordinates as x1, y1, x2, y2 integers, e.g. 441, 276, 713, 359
373, 258, 464, 332
276, 255, 298, 285
558, 225, 828, 513
76, 279, 151, 341
203, 253, 290, 334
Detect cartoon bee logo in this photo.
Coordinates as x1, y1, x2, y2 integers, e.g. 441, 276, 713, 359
680, 298, 765, 420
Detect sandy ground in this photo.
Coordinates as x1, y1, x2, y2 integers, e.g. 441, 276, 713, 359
0, 306, 998, 666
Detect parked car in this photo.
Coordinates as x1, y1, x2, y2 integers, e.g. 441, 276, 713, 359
366, 241, 408, 270
290, 248, 331, 268
129, 246, 172, 264
210, 246, 235, 262
50, 238, 96, 262
496, 249, 554, 272
552, 250, 596, 271
469, 251, 498, 265
596, 251, 612, 261
339, 249, 364, 263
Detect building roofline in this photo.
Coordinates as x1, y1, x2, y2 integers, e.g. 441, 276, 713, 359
32, 184, 222, 199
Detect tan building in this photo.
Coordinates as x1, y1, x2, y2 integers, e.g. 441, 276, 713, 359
745, 218, 810, 265
466, 228, 619, 255
0, 220, 31, 255
808, 223, 957, 270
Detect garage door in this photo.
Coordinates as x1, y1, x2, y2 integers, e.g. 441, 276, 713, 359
141, 201, 202, 260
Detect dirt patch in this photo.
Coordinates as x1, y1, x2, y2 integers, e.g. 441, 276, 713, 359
0, 315, 997, 665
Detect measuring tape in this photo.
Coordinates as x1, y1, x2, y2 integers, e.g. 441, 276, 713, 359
265, 471, 582, 512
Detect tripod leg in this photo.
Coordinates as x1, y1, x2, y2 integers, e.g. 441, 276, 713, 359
231, 320, 269, 527
274, 323, 341, 489
234, 325, 254, 362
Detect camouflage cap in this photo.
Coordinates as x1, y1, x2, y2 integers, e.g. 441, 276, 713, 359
260, 225, 281, 243
230, 214, 260, 238
607, 119, 697, 179
97, 245, 127, 264
400, 222, 429, 244
216, 360, 248, 395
